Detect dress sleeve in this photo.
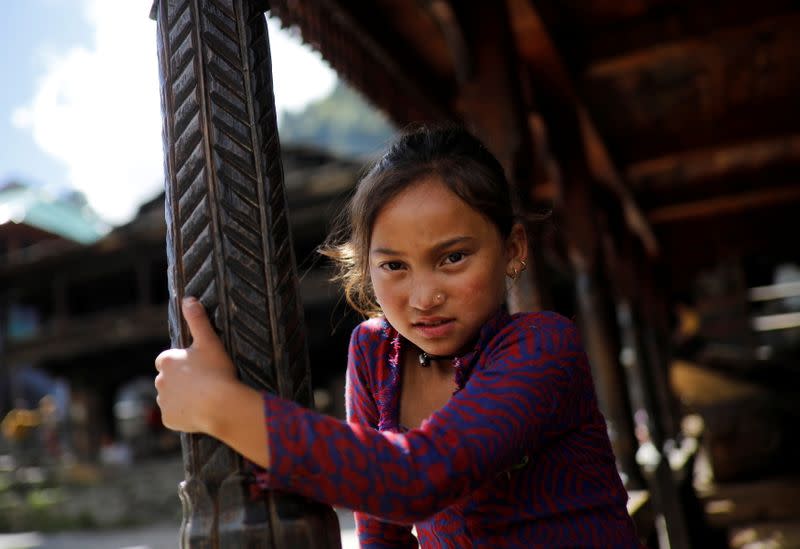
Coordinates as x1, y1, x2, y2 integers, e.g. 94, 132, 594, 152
345, 326, 418, 548
256, 313, 583, 524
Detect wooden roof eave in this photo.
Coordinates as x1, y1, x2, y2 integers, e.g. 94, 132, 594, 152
627, 135, 800, 193
583, 13, 800, 163
506, 0, 659, 257
269, 0, 659, 256
267, 0, 456, 125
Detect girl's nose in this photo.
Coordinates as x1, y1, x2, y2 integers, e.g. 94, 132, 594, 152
409, 282, 445, 311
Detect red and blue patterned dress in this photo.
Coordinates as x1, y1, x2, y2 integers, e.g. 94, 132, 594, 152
254, 308, 642, 547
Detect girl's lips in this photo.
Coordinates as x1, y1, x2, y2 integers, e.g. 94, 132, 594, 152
412, 318, 455, 338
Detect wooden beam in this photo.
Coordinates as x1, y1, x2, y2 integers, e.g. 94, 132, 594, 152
0, 241, 166, 293
748, 280, 800, 302
445, 3, 550, 314
576, 106, 659, 256
571, 261, 645, 488
422, 0, 472, 84
566, 0, 653, 23
532, 118, 645, 489
600, 187, 702, 548
506, 0, 659, 256
701, 476, 800, 525
627, 489, 656, 546
627, 135, 800, 191
6, 305, 168, 365
580, 0, 798, 63
587, 13, 800, 76
752, 311, 800, 332
647, 185, 800, 223
584, 14, 800, 162
729, 521, 800, 549
269, 0, 455, 124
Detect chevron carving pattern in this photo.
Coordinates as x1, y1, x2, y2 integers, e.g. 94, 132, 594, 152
153, 0, 338, 546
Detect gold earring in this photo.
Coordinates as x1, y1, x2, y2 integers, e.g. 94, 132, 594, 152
520, 259, 527, 272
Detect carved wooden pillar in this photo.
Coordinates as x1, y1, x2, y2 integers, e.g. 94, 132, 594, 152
452, 2, 545, 313
151, 1, 340, 546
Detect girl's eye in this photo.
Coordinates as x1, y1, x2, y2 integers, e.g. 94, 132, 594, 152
381, 261, 404, 271
443, 252, 466, 265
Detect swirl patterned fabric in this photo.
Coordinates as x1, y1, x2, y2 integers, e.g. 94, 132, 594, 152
253, 309, 643, 548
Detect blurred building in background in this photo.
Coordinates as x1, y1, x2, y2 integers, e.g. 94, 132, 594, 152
0, 145, 363, 465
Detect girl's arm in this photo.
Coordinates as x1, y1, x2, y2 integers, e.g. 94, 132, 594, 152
156, 300, 592, 525
156, 299, 418, 545
249, 313, 594, 524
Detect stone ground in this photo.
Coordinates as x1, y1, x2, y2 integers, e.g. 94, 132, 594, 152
0, 512, 358, 549
0, 453, 358, 548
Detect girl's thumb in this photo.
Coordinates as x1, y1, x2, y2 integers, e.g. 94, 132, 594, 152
182, 297, 218, 348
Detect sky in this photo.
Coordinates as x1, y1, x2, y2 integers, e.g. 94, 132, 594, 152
1, 0, 337, 227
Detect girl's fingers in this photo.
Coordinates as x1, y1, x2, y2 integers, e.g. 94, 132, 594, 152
154, 348, 187, 371
182, 297, 220, 350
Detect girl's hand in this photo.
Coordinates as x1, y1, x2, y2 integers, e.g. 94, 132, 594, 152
154, 297, 238, 434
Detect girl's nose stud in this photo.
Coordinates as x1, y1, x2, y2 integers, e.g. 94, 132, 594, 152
434, 293, 444, 304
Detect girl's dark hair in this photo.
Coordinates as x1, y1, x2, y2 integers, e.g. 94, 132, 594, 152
321, 123, 519, 317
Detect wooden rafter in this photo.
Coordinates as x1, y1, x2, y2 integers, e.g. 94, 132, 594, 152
584, 14, 800, 162
627, 135, 800, 191
421, 0, 472, 84
506, 0, 659, 256
647, 185, 800, 224
269, 0, 455, 124
579, 0, 798, 63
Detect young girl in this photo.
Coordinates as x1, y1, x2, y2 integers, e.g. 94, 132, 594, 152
155, 125, 642, 547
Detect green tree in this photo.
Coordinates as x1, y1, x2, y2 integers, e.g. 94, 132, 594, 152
279, 81, 395, 158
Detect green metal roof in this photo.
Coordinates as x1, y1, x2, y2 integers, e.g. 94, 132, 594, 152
0, 184, 109, 244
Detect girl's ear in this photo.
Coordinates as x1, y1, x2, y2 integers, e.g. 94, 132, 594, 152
504, 222, 528, 274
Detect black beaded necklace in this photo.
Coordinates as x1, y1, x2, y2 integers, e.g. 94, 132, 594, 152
418, 351, 454, 367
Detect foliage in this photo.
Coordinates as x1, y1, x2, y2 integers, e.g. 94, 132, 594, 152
279, 81, 396, 158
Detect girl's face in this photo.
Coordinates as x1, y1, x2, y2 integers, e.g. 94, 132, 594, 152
369, 176, 526, 357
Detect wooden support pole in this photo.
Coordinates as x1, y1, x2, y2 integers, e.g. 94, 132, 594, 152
572, 265, 644, 490
634, 255, 682, 444
151, 1, 340, 546
505, 0, 658, 257
512, 15, 645, 491
607, 229, 681, 443
558, 175, 643, 490
452, 2, 545, 313
601, 217, 694, 549
508, 240, 550, 313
